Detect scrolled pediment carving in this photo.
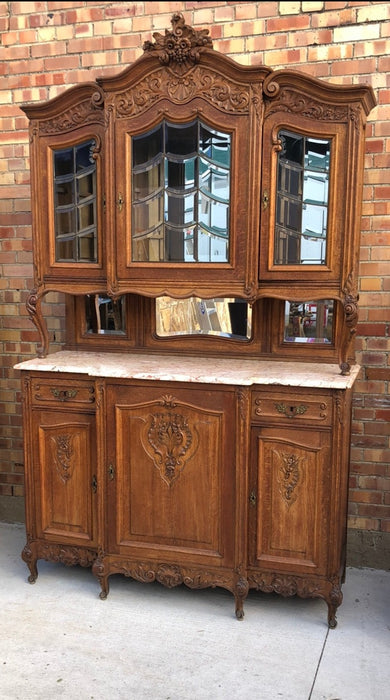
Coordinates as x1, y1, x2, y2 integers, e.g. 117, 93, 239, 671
115, 66, 251, 117
264, 87, 352, 124
39, 93, 105, 134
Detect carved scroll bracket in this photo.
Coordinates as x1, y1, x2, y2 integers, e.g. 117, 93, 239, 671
26, 288, 49, 358
339, 272, 359, 375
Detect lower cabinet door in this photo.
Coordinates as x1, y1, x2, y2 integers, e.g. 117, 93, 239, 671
248, 425, 332, 576
106, 382, 236, 568
32, 409, 97, 547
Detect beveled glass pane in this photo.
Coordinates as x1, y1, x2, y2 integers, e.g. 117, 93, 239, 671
55, 179, 73, 207
199, 124, 230, 167
199, 193, 229, 234
85, 294, 126, 335
156, 297, 251, 339
133, 125, 163, 166
54, 149, 73, 176
56, 237, 75, 261
56, 209, 75, 235
76, 142, 94, 171
133, 194, 163, 236
133, 161, 163, 200
166, 192, 195, 225
198, 228, 228, 262
166, 157, 196, 191
78, 232, 95, 261
284, 300, 334, 343
77, 172, 95, 201
274, 131, 331, 266
78, 202, 95, 231
132, 225, 164, 262
166, 121, 197, 155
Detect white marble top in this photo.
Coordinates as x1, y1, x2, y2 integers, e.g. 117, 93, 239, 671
14, 351, 361, 389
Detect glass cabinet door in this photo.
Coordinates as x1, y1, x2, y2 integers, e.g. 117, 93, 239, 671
260, 116, 344, 284
275, 131, 330, 266
53, 140, 98, 263
113, 100, 257, 298
132, 120, 230, 263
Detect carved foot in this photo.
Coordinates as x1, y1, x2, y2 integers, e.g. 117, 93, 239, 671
21, 542, 38, 584
235, 607, 245, 621
327, 605, 338, 629
92, 557, 109, 600
234, 569, 248, 621
327, 580, 342, 628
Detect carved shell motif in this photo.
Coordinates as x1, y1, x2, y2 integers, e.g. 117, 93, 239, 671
143, 12, 213, 75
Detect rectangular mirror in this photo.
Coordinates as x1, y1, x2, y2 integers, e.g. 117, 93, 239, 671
156, 297, 251, 340
284, 300, 334, 343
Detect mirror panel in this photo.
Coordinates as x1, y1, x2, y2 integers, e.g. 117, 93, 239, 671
156, 297, 251, 340
85, 294, 126, 335
284, 300, 334, 344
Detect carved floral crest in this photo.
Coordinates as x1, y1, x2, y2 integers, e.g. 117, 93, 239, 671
143, 12, 213, 75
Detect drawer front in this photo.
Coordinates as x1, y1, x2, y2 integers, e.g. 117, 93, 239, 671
31, 379, 95, 408
251, 391, 331, 426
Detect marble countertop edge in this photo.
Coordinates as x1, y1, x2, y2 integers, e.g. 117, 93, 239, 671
14, 351, 361, 390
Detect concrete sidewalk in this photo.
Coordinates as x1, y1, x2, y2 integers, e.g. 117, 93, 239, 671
1, 522, 389, 700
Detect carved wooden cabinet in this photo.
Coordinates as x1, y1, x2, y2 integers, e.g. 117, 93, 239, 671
16, 15, 375, 626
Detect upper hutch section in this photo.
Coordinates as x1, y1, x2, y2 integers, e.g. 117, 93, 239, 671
22, 12, 375, 304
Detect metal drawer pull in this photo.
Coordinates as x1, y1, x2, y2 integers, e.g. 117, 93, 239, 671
275, 402, 308, 418
50, 388, 78, 401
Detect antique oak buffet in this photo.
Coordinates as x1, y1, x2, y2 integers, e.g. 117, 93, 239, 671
16, 14, 376, 626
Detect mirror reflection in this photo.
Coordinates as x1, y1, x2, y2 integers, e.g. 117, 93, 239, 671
284, 300, 334, 343
275, 131, 330, 265
156, 297, 251, 340
85, 294, 126, 335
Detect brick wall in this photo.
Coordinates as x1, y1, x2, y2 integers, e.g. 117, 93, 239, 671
1, 1, 389, 564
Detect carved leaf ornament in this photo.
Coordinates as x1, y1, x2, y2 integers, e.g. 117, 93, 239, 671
51, 433, 74, 483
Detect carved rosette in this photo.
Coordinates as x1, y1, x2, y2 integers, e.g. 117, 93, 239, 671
143, 12, 212, 75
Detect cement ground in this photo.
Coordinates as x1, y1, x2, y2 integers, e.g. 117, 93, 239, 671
1, 522, 389, 700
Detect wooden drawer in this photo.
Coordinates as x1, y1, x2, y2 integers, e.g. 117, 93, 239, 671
251, 391, 331, 426
31, 378, 95, 408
